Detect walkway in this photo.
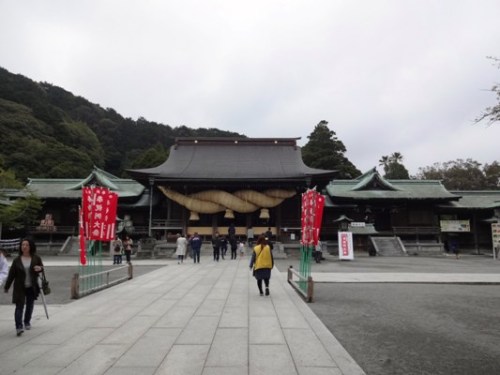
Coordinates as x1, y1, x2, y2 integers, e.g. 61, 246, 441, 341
0, 257, 365, 375
309, 272, 500, 283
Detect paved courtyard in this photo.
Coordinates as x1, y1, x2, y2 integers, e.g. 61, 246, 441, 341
1, 253, 499, 374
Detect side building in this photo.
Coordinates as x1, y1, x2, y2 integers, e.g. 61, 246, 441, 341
324, 168, 500, 253
22, 167, 156, 251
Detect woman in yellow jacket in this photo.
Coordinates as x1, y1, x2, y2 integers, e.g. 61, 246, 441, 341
249, 235, 274, 296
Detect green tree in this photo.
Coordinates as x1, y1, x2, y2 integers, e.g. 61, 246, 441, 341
0, 66, 245, 179
302, 120, 361, 179
379, 152, 410, 179
0, 162, 42, 229
129, 144, 169, 170
483, 161, 500, 189
416, 159, 490, 190
378, 155, 389, 170
476, 57, 500, 125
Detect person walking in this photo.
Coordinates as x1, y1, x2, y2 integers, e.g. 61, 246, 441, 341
220, 235, 228, 260
123, 235, 133, 264
111, 236, 123, 264
265, 227, 273, 241
450, 238, 460, 259
3, 238, 44, 336
175, 233, 188, 264
212, 232, 221, 262
239, 241, 246, 257
314, 239, 323, 263
186, 233, 192, 259
247, 226, 254, 247
0, 249, 9, 287
189, 232, 202, 263
229, 237, 238, 259
228, 223, 236, 240
249, 235, 274, 296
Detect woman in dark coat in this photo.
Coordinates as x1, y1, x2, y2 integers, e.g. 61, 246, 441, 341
4, 238, 44, 336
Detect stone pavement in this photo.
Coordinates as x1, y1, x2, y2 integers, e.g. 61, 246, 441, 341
309, 272, 500, 283
0, 257, 365, 375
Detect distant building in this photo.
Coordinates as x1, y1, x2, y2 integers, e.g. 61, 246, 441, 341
4, 140, 499, 254
324, 168, 500, 253
19, 167, 156, 243
128, 137, 336, 240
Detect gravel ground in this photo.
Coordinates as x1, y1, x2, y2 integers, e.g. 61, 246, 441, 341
275, 254, 500, 375
1, 263, 165, 305
310, 283, 500, 375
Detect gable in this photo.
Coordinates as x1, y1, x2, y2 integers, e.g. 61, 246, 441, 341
326, 168, 459, 201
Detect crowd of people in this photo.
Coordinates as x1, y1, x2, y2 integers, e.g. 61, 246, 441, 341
0, 227, 278, 337
171, 227, 276, 297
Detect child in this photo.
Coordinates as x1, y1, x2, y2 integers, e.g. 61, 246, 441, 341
238, 241, 245, 257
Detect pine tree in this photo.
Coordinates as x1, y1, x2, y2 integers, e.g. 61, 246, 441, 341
302, 121, 361, 179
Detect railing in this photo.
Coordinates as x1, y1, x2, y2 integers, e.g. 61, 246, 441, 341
151, 219, 183, 229
287, 265, 314, 303
70, 264, 133, 299
117, 226, 149, 234
29, 226, 76, 234
393, 226, 441, 235
59, 235, 74, 254
0, 238, 21, 254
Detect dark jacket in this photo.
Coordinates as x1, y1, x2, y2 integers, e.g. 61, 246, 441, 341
4, 255, 43, 304
190, 235, 202, 251
211, 236, 221, 248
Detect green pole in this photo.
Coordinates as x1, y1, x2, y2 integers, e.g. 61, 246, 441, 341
299, 244, 313, 292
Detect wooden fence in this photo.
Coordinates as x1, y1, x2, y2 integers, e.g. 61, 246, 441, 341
287, 265, 314, 303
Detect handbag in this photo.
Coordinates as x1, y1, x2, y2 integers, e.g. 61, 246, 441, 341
41, 271, 51, 295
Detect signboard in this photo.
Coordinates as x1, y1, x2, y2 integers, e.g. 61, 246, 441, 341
338, 231, 354, 260
492, 223, 500, 260
82, 186, 118, 241
350, 222, 366, 227
440, 220, 470, 232
300, 189, 325, 246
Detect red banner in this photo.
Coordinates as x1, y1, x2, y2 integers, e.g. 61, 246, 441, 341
81, 186, 118, 242
301, 189, 325, 246
313, 194, 325, 244
78, 206, 87, 265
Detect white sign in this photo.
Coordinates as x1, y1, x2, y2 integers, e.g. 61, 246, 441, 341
338, 231, 354, 260
492, 223, 500, 260
440, 220, 470, 232
350, 222, 366, 227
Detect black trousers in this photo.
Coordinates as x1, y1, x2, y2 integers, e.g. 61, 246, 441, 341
257, 278, 270, 293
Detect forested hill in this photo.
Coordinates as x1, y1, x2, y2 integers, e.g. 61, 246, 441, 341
0, 67, 243, 181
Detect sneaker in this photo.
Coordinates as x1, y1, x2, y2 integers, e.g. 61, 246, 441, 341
16, 328, 24, 336
25, 324, 31, 330
259, 290, 264, 296
265, 288, 270, 296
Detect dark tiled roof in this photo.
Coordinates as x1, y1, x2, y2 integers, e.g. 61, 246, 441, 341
326, 168, 459, 200
128, 137, 336, 182
440, 191, 500, 209
26, 167, 145, 199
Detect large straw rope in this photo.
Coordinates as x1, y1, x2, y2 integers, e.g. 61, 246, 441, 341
158, 186, 296, 214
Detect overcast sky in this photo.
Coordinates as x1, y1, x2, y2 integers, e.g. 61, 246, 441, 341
1, 0, 500, 176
